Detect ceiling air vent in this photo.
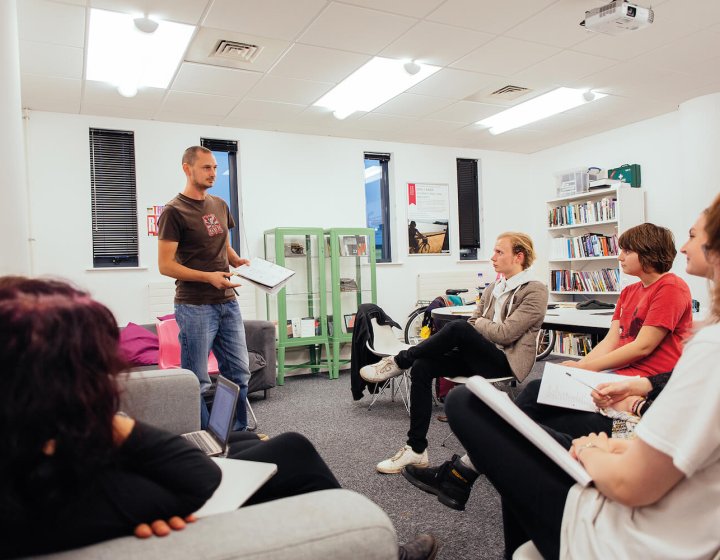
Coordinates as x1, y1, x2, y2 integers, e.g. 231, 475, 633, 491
489, 85, 531, 100
212, 40, 262, 63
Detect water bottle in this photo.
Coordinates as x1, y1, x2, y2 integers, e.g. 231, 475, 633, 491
476, 272, 484, 302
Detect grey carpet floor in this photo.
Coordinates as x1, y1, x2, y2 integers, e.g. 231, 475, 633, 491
247, 360, 551, 560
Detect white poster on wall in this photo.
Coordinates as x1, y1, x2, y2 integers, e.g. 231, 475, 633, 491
407, 183, 450, 255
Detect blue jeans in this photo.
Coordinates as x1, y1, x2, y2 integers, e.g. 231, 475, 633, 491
175, 301, 250, 431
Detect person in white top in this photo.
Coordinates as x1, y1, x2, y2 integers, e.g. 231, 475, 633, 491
441, 198, 720, 560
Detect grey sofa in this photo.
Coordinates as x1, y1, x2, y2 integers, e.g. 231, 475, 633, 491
26, 369, 398, 560
132, 319, 277, 397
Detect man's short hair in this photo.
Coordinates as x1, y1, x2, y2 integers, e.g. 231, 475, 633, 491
618, 223, 676, 273
182, 146, 212, 166
498, 231, 536, 269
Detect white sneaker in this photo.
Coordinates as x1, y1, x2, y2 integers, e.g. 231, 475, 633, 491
376, 445, 429, 474
361, 356, 403, 383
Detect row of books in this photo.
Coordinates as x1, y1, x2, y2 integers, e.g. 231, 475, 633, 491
553, 331, 594, 357
286, 317, 321, 338
550, 233, 619, 259
550, 268, 620, 292
548, 196, 617, 227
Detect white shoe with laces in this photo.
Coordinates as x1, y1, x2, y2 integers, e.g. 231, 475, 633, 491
377, 445, 429, 474
360, 356, 403, 383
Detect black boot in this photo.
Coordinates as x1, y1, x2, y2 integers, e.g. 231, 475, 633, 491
398, 534, 438, 560
402, 454, 478, 511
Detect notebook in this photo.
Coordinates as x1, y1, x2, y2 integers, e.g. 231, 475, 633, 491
193, 458, 277, 518
182, 375, 239, 457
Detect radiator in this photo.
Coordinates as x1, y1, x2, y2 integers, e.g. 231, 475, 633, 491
147, 281, 258, 322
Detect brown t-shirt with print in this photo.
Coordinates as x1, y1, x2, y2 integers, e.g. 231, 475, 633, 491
158, 193, 236, 305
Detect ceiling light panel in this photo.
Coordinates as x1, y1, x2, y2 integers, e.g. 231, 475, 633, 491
86, 9, 195, 91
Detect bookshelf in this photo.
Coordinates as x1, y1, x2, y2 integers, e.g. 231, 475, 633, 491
264, 227, 331, 385
325, 228, 377, 377
546, 184, 645, 356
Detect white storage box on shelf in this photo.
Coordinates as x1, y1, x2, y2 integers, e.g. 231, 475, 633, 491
555, 168, 601, 197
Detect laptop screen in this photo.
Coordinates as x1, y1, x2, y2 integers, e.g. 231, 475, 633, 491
208, 377, 237, 444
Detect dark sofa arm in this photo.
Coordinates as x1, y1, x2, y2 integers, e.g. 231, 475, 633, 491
245, 320, 276, 395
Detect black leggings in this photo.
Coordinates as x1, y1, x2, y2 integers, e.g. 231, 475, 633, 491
446, 386, 573, 560
515, 379, 613, 444
226, 432, 341, 506
395, 320, 514, 453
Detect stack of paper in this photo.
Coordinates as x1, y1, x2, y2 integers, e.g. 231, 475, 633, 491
233, 258, 295, 295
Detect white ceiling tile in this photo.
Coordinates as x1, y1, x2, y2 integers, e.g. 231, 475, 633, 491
427, 0, 556, 34
269, 44, 370, 82
632, 31, 720, 74
338, 0, 444, 18
429, 100, 502, 123
380, 21, 494, 66
18, 0, 86, 47
89, 0, 208, 24
504, 0, 603, 48
408, 68, 499, 100
161, 91, 239, 116
451, 37, 560, 76
19, 40, 84, 79
226, 99, 306, 121
21, 74, 82, 112
154, 110, 227, 125
373, 93, 453, 117
203, 0, 327, 40
83, 81, 166, 109
298, 3, 416, 54
511, 50, 619, 87
80, 103, 158, 120
354, 113, 416, 132
220, 116, 284, 131
247, 75, 332, 105
401, 118, 465, 134
172, 63, 262, 97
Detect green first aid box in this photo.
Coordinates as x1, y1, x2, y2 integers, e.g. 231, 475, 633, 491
608, 163, 641, 188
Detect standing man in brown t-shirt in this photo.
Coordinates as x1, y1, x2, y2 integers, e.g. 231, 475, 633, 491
157, 146, 251, 430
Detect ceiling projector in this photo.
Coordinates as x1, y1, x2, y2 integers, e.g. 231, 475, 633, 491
580, 0, 654, 35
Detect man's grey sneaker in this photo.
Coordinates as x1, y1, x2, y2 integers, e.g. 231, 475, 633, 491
360, 356, 403, 383
376, 445, 429, 474
402, 454, 479, 511
398, 533, 438, 560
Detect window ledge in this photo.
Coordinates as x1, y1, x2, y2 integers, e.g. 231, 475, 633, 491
377, 261, 404, 267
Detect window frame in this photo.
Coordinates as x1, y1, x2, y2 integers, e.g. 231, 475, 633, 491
89, 127, 139, 268
200, 138, 241, 254
364, 152, 392, 263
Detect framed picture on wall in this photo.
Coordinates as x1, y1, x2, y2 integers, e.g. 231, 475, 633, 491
343, 313, 356, 333
407, 182, 450, 255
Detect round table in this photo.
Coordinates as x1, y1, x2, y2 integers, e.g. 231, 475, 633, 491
431, 304, 475, 331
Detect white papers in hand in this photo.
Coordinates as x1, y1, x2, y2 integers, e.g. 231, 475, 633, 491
465, 376, 592, 486
537, 363, 630, 412
194, 458, 277, 518
233, 258, 295, 295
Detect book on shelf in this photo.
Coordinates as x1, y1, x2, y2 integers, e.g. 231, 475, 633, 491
466, 376, 591, 486
548, 196, 617, 227
553, 331, 594, 357
340, 236, 358, 256
537, 363, 630, 413
550, 234, 618, 259
300, 317, 316, 338
550, 268, 620, 292
233, 258, 295, 295
339, 277, 359, 292
290, 318, 301, 338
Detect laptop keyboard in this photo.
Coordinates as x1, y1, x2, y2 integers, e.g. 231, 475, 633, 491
183, 431, 220, 455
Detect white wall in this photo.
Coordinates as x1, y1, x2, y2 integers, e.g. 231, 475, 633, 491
22, 111, 532, 325
529, 92, 720, 312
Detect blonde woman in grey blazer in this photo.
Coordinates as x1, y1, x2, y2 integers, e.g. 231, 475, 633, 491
361, 232, 548, 475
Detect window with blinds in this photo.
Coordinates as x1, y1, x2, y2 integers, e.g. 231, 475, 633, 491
457, 158, 482, 261
89, 128, 139, 267
200, 138, 241, 254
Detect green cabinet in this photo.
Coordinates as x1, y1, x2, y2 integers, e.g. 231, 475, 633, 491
264, 228, 330, 385
325, 228, 377, 377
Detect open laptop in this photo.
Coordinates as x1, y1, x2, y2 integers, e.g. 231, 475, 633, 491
182, 375, 239, 457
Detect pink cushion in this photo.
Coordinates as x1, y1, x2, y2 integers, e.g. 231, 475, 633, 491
157, 313, 175, 322
120, 322, 159, 366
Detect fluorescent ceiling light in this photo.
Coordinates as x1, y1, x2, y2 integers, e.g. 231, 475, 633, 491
314, 57, 440, 120
86, 9, 195, 95
477, 87, 607, 135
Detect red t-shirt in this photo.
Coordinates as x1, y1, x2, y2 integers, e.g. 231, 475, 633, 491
612, 273, 692, 377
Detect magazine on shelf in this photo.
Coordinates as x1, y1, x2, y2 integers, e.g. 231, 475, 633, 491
233, 258, 295, 294
537, 363, 630, 412
466, 376, 592, 486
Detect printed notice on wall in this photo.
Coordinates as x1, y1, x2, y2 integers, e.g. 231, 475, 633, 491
147, 205, 164, 236
407, 183, 450, 255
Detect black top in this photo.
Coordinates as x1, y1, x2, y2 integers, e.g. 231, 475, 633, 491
0, 422, 221, 558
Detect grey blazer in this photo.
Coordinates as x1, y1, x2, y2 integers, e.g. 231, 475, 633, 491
469, 280, 549, 382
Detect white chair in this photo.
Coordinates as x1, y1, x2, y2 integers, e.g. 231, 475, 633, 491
512, 541, 544, 560
365, 318, 412, 414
